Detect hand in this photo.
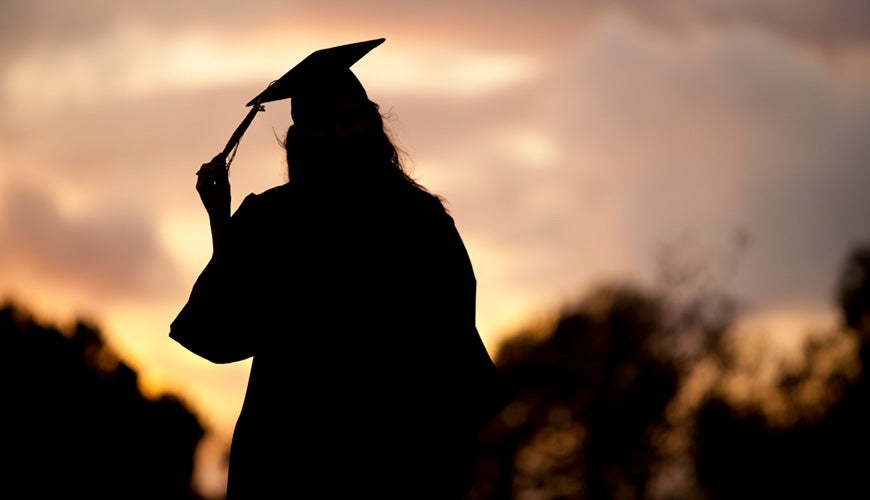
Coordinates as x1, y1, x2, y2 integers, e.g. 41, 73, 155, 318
195, 153, 230, 219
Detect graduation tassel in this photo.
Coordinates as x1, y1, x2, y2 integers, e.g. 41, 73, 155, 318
221, 92, 268, 171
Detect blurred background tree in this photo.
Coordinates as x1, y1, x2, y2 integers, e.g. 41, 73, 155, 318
467, 241, 869, 500
694, 243, 870, 500
0, 301, 206, 499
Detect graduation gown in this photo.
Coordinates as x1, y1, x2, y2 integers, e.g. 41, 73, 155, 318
170, 181, 505, 499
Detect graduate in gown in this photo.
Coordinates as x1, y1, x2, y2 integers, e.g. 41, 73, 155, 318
169, 39, 506, 499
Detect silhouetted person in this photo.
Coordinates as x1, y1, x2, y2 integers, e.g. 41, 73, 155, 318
170, 39, 506, 499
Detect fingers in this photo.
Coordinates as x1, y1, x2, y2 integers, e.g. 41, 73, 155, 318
195, 168, 212, 192
195, 156, 231, 217
196, 172, 228, 195
195, 163, 223, 180
196, 154, 229, 190
196, 155, 227, 176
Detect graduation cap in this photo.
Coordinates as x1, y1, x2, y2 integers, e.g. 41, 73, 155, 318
246, 38, 384, 106
218, 37, 385, 168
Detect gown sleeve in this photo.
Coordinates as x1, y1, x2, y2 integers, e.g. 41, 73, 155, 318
169, 193, 263, 364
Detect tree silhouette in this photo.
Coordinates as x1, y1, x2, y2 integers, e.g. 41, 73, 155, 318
694, 243, 870, 499
467, 280, 732, 499
0, 300, 206, 499
464, 242, 870, 499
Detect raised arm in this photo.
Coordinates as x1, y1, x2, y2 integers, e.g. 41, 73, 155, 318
195, 153, 232, 267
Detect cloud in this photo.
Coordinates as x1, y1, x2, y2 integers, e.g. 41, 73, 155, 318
2, 0, 867, 63
560, 18, 870, 308
0, 181, 182, 300
656, 0, 870, 49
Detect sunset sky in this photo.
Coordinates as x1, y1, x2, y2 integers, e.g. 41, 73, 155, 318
2, 0, 869, 494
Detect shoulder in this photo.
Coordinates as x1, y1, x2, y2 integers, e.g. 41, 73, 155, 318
256, 182, 293, 201
388, 187, 463, 247
246, 183, 293, 205
233, 184, 293, 216
227, 184, 295, 240
398, 185, 452, 221
418, 190, 458, 234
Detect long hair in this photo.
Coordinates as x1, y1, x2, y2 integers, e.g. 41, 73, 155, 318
282, 99, 436, 200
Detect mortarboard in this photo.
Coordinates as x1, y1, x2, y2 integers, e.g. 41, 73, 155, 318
218, 38, 385, 168
246, 37, 385, 106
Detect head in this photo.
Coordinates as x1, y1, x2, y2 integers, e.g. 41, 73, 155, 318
282, 73, 411, 190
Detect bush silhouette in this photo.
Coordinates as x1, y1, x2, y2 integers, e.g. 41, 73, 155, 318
0, 301, 206, 499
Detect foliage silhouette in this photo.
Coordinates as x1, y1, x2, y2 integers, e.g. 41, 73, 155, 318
0, 300, 206, 499
465, 243, 869, 500
695, 243, 870, 500
466, 281, 728, 499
